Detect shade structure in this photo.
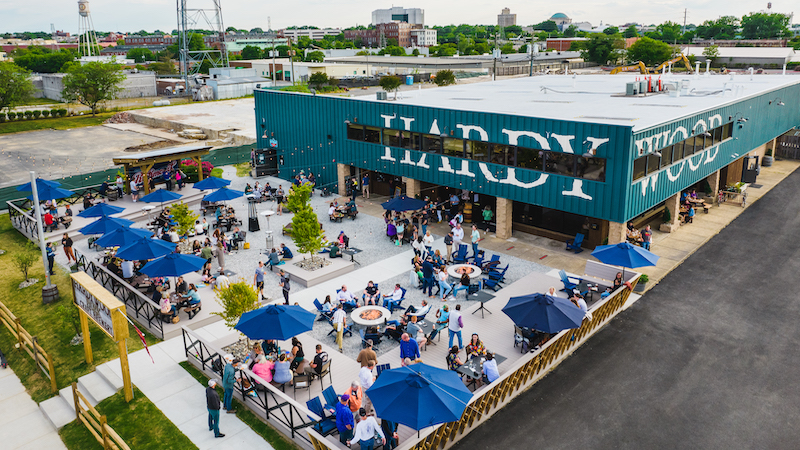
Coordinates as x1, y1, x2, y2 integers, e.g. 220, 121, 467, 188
381, 195, 427, 212
94, 227, 153, 248
78, 202, 125, 218
139, 188, 182, 205
367, 363, 472, 430
193, 177, 231, 191
17, 178, 61, 192
80, 216, 134, 235
235, 304, 315, 341
25, 184, 74, 201
502, 293, 585, 334
140, 252, 206, 278
203, 187, 245, 203
115, 237, 175, 261
590, 242, 660, 269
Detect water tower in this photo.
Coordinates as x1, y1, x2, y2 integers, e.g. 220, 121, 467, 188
77, 0, 99, 57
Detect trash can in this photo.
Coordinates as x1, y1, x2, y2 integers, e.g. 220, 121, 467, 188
265, 230, 273, 250
405, 75, 414, 85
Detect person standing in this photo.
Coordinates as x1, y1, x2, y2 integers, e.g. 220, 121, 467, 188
482, 206, 493, 229
46, 242, 56, 275
253, 261, 266, 301
444, 231, 454, 263
206, 379, 225, 438
362, 173, 370, 199
335, 394, 355, 446
332, 303, 346, 353
422, 256, 435, 298
470, 224, 481, 259
349, 408, 385, 450
399, 333, 420, 366
357, 340, 377, 367
222, 356, 239, 414
452, 223, 464, 253
359, 361, 376, 416
130, 178, 139, 202
448, 304, 463, 349
279, 269, 291, 305
61, 233, 75, 264
115, 174, 124, 194
641, 225, 653, 250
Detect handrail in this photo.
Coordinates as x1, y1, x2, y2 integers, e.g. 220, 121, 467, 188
72, 382, 131, 450
181, 326, 337, 447
7, 201, 40, 242
0, 298, 57, 392
74, 249, 165, 340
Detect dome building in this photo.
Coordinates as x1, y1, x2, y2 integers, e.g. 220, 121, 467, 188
550, 13, 572, 31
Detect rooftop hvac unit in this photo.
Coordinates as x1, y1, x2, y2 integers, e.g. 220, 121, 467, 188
626, 82, 639, 96
376, 91, 388, 100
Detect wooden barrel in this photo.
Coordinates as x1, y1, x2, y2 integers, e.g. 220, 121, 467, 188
42, 284, 60, 304
463, 202, 473, 223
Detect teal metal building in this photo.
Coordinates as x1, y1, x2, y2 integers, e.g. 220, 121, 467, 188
254, 74, 800, 246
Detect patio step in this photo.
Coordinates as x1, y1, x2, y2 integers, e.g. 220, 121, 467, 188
95, 363, 125, 391
40, 395, 76, 430
77, 371, 119, 405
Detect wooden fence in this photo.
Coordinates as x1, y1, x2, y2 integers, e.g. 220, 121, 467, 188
307, 276, 640, 450
0, 299, 57, 393
71, 382, 130, 450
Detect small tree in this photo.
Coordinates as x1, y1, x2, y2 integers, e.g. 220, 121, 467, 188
13, 243, 38, 282
379, 75, 402, 100
214, 281, 260, 329
56, 303, 82, 337
702, 45, 719, 67
0, 61, 36, 112
61, 61, 126, 115
287, 184, 325, 260
309, 72, 328, 90
434, 69, 456, 86
169, 201, 199, 237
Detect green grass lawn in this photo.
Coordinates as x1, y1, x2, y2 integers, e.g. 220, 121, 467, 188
234, 162, 251, 177
19, 98, 63, 106
179, 361, 300, 450
0, 215, 159, 402
59, 386, 197, 450
0, 112, 115, 135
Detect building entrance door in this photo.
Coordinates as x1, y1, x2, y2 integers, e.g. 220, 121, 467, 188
741, 156, 759, 183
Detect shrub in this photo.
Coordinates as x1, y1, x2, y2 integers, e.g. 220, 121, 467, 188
50, 108, 60, 117
638, 274, 649, 283
179, 159, 214, 182
662, 207, 671, 224
210, 167, 223, 178
23, 110, 33, 119
58, 108, 68, 117
7, 112, 16, 120
12, 243, 39, 281
41, 110, 50, 118
0, 113, 6, 123
32, 110, 41, 119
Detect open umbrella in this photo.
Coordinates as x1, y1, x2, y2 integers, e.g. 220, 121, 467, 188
94, 227, 153, 248
139, 188, 182, 210
115, 237, 175, 261
24, 184, 74, 201
140, 252, 207, 278
235, 304, 315, 341
381, 195, 427, 212
203, 187, 245, 203
367, 363, 472, 430
78, 202, 125, 218
17, 178, 61, 192
193, 177, 231, 191
80, 216, 134, 235
590, 242, 660, 279
502, 293, 585, 334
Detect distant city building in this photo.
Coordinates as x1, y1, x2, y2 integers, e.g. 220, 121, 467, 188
549, 12, 572, 31
344, 23, 437, 47
40, 69, 155, 101
226, 34, 287, 54
546, 37, 587, 52
410, 28, 437, 47
498, 8, 517, 28
372, 7, 424, 26
278, 28, 342, 41
124, 34, 219, 46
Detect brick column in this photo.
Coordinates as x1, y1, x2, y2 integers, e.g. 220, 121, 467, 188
336, 163, 348, 197
608, 221, 626, 244
495, 198, 513, 240
658, 193, 681, 233
403, 177, 420, 198
705, 170, 721, 202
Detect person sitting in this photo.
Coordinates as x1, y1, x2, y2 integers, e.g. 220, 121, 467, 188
82, 193, 93, 210
362, 281, 380, 305
230, 227, 245, 249
398, 333, 420, 366
383, 318, 407, 341
175, 276, 188, 296
612, 272, 623, 291
179, 284, 202, 318
272, 353, 293, 386
194, 220, 205, 236
328, 203, 343, 222
337, 285, 358, 309
303, 344, 329, 379
427, 304, 449, 343
121, 259, 135, 280
158, 287, 178, 321
329, 242, 343, 259
267, 248, 281, 271
432, 250, 445, 267
395, 221, 405, 245
214, 269, 230, 290
481, 352, 499, 386
261, 339, 280, 356
465, 333, 487, 358
200, 262, 213, 283
43, 211, 56, 231
244, 183, 253, 194
278, 243, 293, 260
446, 345, 463, 371
382, 284, 404, 308
452, 272, 471, 298
404, 299, 431, 322
251, 354, 274, 385
406, 317, 427, 350
321, 295, 334, 313
338, 231, 350, 249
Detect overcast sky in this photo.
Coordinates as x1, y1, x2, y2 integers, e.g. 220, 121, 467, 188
0, 0, 790, 34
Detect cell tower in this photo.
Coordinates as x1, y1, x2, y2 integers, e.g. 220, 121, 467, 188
77, 0, 99, 57
176, 0, 228, 94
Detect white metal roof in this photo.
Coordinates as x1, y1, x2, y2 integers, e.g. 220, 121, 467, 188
352, 74, 800, 131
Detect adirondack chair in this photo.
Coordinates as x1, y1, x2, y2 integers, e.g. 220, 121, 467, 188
566, 233, 585, 253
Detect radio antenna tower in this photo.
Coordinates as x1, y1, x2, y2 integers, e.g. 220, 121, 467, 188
77, 0, 99, 57
176, 0, 228, 95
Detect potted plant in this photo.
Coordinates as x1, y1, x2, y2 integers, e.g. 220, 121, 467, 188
634, 274, 649, 292
659, 207, 676, 233
763, 148, 774, 167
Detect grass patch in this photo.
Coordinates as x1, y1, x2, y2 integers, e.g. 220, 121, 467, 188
0, 215, 159, 402
0, 112, 115, 135
234, 162, 251, 177
59, 386, 197, 450
19, 97, 63, 106
179, 361, 300, 450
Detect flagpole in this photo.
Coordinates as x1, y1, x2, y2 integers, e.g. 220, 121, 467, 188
30, 172, 51, 287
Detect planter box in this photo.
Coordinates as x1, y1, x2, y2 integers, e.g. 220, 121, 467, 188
659, 223, 678, 233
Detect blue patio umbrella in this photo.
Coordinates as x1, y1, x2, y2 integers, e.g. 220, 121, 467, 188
139, 188, 183, 205
80, 216, 134, 235
235, 304, 316, 341
78, 202, 125, 218
193, 177, 231, 191
17, 178, 61, 192
140, 252, 206, 278
24, 184, 74, 201
94, 227, 153, 248
115, 237, 175, 261
203, 187, 245, 203
502, 293, 585, 334
590, 242, 660, 270
367, 363, 472, 430
381, 195, 427, 212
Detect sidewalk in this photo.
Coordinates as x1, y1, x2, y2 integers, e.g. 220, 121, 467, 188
1, 365, 67, 450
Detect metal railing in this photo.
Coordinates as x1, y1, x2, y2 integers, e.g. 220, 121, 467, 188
7, 201, 40, 242
74, 249, 165, 340
182, 327, 335, 448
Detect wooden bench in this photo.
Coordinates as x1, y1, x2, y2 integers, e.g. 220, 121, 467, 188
183, 302, 202, 319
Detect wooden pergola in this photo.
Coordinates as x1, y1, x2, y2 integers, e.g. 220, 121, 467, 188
113, 145, 212, 195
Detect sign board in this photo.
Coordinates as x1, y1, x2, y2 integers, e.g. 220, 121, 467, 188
269, 138, 278, 148
70, 272, 128, 340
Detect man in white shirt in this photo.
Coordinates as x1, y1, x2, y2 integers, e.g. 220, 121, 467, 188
130, 179, 139, 202
214, 269, 230, 290
382, 284, 403, 308
121, 260, 134, 279
448, 304, 463, 349
337, 285, 358, 308
349, 408, 385, 449
358, 360, 376, 414
452, 223, 464, 250
195, 220, 205, 236
332, 304, 347, 353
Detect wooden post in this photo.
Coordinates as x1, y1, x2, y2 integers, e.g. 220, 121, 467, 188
141, 163, 155, 195
15, 318, 23, 349
123, 164, 130, 195
72, 382, 80, 420
47, 353, 58, 393
117, 339, 133, 402
80, 310, 93, 364
100, 415, 110, 450
194, 157, 205, 181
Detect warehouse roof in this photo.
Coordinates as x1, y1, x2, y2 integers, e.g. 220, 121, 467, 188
352, 74, 800, 131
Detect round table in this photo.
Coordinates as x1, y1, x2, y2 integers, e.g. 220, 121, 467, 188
350, 306, 391, 327
260, 209, 276, 229
447, 264, 482, 279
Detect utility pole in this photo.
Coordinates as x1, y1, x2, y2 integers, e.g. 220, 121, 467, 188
682, 8, 687, 35
289, 37, 295, 86
493, 31, 497, 81
271, 32, 276, 85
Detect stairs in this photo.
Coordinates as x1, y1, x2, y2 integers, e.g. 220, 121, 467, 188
40, 366, 124, 430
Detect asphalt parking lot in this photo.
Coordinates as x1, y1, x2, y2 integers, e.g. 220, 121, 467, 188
453, 166, 800, 450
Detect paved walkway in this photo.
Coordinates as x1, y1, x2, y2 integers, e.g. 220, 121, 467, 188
1, 366, 67, 450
